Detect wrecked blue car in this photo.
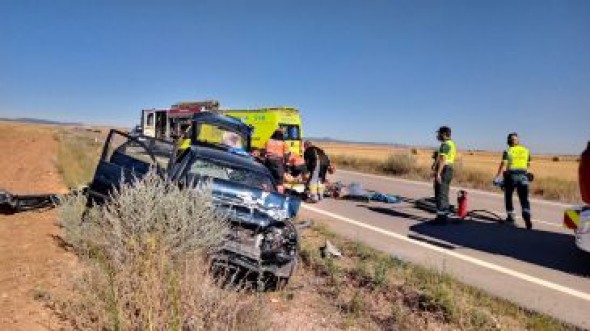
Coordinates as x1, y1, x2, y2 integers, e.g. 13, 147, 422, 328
88, 112, 301, 286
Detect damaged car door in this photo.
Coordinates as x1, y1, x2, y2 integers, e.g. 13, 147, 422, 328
87, 130, 174, 203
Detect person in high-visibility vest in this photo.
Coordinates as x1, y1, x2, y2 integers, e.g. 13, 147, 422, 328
265, 129, 290, 193
303, 141, 331, 202
288, 153, 307, 179
495, 132, 533, 229
431, 126, 457, 225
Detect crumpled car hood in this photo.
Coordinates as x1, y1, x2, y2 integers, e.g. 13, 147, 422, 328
206, 178, 301, 227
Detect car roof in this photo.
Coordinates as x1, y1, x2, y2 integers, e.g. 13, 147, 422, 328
191, 112, 252, 138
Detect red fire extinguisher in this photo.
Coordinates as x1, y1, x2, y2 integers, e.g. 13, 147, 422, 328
457, 190, 468, 219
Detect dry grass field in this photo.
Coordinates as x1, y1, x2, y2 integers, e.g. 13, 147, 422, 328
317, 142, 579, 181
317, 142, 580, 202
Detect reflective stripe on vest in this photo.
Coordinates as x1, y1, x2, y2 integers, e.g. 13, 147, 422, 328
441, 140, 457, 165
506, 145, 530, 170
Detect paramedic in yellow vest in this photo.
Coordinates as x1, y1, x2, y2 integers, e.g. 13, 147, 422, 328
495, 132, 532, 229
265, 129, 290, 193
176, 124, 192, 157
431, 126, 456, 225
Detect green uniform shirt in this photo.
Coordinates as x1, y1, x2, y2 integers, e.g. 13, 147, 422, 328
502, 144, 530, 170
439, 139, 456, 165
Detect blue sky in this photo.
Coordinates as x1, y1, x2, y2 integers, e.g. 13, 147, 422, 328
0, 0, 588, 153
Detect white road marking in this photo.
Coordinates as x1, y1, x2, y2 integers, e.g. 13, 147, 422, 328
302, 204, 590, 302
529, 218, 561, 228
338, 169, 574, 208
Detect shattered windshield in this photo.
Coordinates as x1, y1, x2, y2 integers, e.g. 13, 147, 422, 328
188, 157, 273, 190
196, 123, 247, 150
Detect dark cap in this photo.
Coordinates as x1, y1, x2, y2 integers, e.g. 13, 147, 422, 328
436, 126, 451, 136
507, 132, 518, 140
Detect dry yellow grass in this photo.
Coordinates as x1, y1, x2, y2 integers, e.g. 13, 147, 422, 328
318, 142, 579, 182
319, 142, 580, 202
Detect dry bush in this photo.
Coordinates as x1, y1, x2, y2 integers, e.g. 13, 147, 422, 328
55, 172, 269, 330
552, 156, 561, 162
381, 153, 417, 176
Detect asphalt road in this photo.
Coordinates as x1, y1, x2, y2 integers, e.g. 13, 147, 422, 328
300, 169, 590, 329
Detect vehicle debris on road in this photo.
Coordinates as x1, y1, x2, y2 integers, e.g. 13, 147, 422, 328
320, 240, 342, 259
0, 190, 60, 214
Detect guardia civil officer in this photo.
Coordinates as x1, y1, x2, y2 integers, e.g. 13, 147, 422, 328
495, 132, 533, 230
431, 126, 457, 225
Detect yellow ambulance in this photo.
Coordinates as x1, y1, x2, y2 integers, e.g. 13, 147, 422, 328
223, 107, 303, 156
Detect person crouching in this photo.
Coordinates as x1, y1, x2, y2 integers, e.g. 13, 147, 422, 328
304, 141, 331, 202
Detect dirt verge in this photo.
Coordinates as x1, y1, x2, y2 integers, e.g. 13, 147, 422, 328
0, 122, 73, 330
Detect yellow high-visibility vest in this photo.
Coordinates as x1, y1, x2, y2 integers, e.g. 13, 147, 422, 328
440, 139, 457, 165
505, 145, 530, 170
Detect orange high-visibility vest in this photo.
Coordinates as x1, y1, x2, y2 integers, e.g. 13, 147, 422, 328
290, 154, 305, 166
266, 139, 289, 158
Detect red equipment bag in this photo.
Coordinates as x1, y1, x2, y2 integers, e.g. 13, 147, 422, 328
580, 141, 590, 204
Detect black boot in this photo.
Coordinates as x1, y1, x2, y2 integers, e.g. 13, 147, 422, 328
429, 214, 448, 225
523, 214, 533, 230
504, 216, 516, 226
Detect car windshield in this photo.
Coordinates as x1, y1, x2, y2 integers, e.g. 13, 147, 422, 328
188, 157, 274, 190
196, 123, 247, 150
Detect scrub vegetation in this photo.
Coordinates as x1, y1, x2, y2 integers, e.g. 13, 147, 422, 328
50, 173, 269, 330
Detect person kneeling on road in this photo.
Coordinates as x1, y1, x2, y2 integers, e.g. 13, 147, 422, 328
495, 132, 533, 230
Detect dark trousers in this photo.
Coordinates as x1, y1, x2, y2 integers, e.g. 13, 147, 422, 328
504, 171, 531, 226
434, 166, 454, 218
265, 157, 285, 185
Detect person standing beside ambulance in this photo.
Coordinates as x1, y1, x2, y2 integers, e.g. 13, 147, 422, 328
265, 129, 290, 193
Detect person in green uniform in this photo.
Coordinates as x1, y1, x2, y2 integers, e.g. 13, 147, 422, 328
495, 132, 533, 229
431, 126, 456, 225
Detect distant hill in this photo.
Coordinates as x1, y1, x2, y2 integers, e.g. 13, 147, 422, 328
0, 117, 82, 126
